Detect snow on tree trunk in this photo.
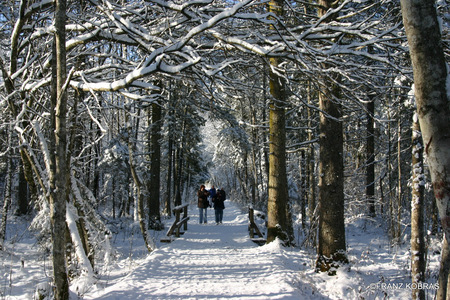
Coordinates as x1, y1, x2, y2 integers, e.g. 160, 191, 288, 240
70, 176, 94, 269
66, 205, 95, 279
0, 127, 12, 250
127, 120, 154, 253
400, 0, 450, 298
411, 112, 426, 300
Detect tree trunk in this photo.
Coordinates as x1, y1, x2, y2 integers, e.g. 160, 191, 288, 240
316, 84, 347, 274
411, 113, 426, 300
0, 128, 12, 250
387, 106, 394, 240
174, 108, 187, 207
0, 180, 10, 250
149, 98, 162, 229
266, 0, 293, 246
50, 0, 70, 296
400, 0, 450, 298
397, 121, 402, 241
262, 68, 270, 189
250, 104, 259, 206
174, 147, 183, 207
17, 163, 29, 215
165, 136, 173, 217
316, 0, 347, 275
267, 77, 291, 244
439, 238, 450, 300
1, 2, 39, 213
307, 84, 317, 248
299, 151, 307, 230
366, 97, 376, 217
127, 120, 153, 253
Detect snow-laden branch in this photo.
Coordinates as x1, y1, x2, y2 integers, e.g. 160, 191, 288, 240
79, 75, 107, 133
201, 58, 243, 77
31, 121, 52, 177
70, 54, 200, 92
139, 0, 254, 69
14, 125, 50, 196
149, 0, 213, 12
66, 204, 95, 279
209, 29, 288, 58
24, 0, 53, 17
21, 0, 254, 94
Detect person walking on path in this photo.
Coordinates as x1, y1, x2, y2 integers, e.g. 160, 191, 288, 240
209, 185, 217, 208
197, 185, 210, 224
213, 189, 226, 224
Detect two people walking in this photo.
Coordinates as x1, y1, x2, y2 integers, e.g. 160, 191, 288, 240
197, 185, 226, 225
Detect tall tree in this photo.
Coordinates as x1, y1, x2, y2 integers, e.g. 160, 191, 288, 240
366, 94, 376, 217
126, 111, 153, 252
400, 0, 450, 298
0, 126, 12, 250
149, 94, 162, 230
266, 0, 293, 245
307, 85, 317, 248
50, 0, 70, 297
316, 0, 348, 274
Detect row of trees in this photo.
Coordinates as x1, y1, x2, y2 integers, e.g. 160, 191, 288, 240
0, 0, 448, 299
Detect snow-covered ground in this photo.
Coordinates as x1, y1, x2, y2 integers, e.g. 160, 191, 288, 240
0, 199, 441, 299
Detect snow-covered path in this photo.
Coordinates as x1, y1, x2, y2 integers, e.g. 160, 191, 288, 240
84, 201, 318, 299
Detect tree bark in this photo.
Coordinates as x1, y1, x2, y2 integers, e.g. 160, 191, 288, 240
400, 0, 450, 298
316, 84, 347, 274
149, 97, 162, 229
50, 0, 70, 296
411, 113, 426, 300
266, 0, 293, 246
165, 136, 173, 217
127, 121, 153, 253
250, 104, 259, 206
397, 121, 402, 241
174, 106, 187, 207
164, 86, 174, 217
17, 163, 29, 215
0, 177, 10, 250
316, 0, 347, 274
307, 84, 317, 248
0, 127, 12, 250
366, 97, 376, 217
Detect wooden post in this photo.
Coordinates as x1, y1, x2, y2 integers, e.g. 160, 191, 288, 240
248, 207, 266, 245
249, 207, 255, 238
161, 203, 190, 242
183, 205, 188, 231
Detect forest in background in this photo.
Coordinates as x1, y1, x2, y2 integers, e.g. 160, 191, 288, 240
0, 0, 449, 299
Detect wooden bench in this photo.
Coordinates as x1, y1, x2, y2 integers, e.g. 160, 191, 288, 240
248, 207, 266, 245
161, 203, 189, 243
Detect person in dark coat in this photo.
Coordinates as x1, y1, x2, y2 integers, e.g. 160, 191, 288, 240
197, 185, 210, 224
213, 189, 226, 224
